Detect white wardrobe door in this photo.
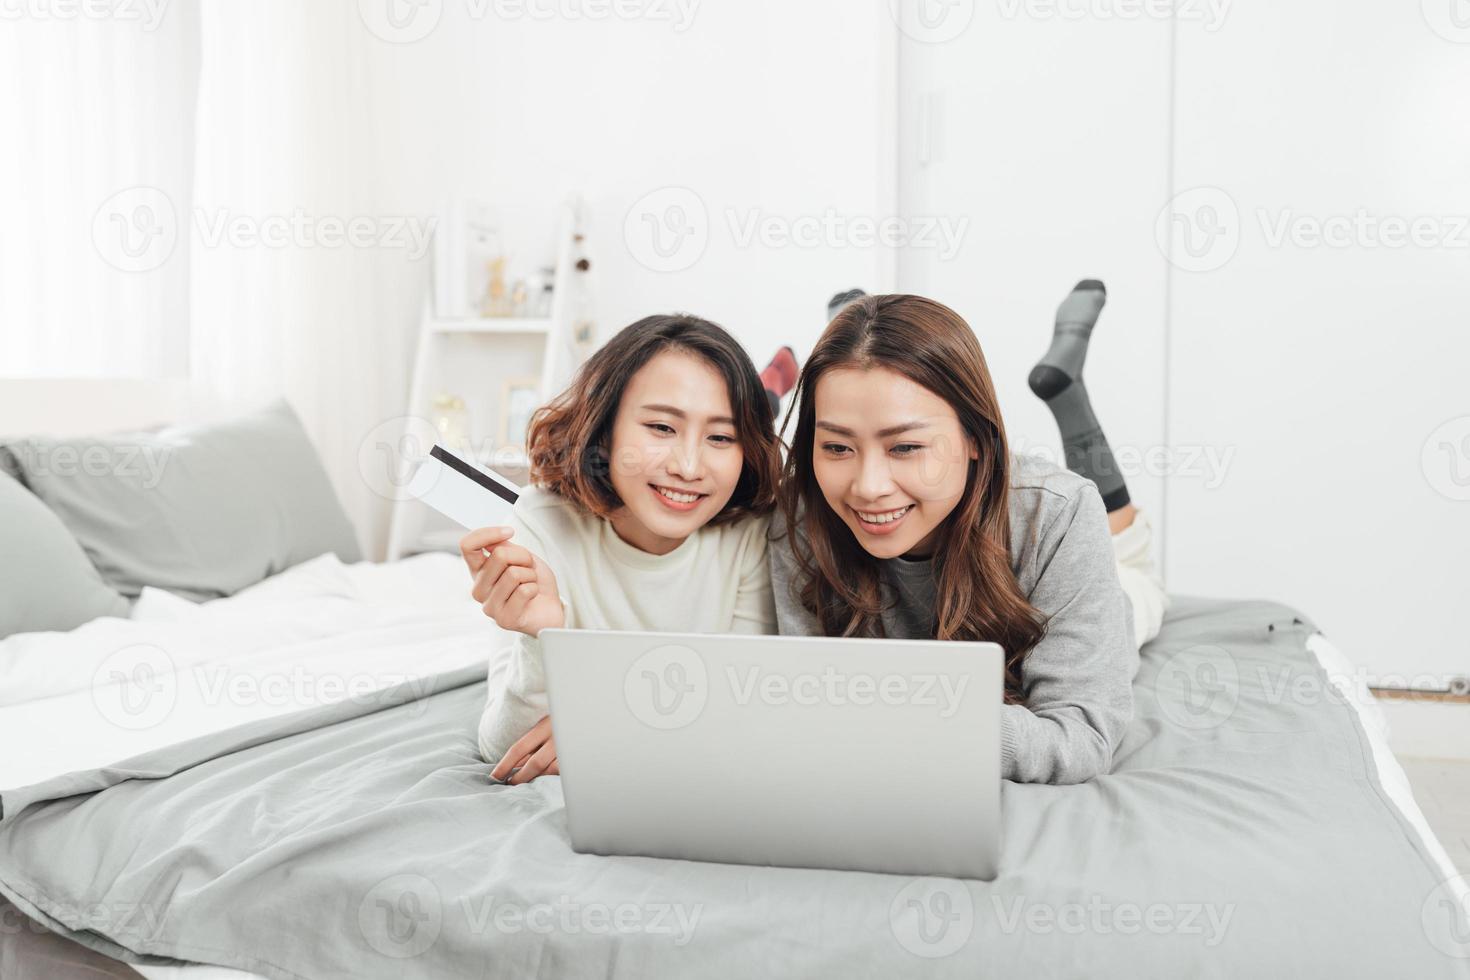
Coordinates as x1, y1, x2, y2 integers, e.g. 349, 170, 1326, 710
895, 9, 1174, 528
1166, 3, 1470, 679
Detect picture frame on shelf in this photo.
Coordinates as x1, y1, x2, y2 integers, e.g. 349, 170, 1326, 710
500, 376, 541, 450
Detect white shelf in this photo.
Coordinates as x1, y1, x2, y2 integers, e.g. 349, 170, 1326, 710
384, 198, 582, 562
429, 317, 551, 335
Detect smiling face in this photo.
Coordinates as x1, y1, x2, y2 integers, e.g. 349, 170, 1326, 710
605, 349, 746, 555
811, 365, 977, 560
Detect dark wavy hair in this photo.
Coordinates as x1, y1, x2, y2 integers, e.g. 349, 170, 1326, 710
778, 294, 1046, 702
527, 313, 781, 525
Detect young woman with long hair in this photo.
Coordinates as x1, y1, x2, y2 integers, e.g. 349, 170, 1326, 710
771, 292, 1167, 785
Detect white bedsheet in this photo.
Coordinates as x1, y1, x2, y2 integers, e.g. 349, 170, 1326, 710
0, 569, 1461, 979
0, 552, 498, 792
1306, 634, 1470, 923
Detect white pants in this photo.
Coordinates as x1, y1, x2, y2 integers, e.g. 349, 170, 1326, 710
1112, 509, 1168, 648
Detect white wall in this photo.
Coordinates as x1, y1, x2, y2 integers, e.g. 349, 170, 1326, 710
1165, 1, 1470, 682
363, 0, 896, 361
896, 1, 1470, 690
177, 0, 896, 558
340, 0, 897, 555
896, 6, 1174, 546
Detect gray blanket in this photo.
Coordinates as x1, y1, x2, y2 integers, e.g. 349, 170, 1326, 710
1, 598, 1467, 979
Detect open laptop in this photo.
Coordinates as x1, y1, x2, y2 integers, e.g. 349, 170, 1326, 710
541, 629, 1003, 879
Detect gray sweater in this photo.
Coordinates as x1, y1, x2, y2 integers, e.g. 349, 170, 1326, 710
769, 453, 1137, 784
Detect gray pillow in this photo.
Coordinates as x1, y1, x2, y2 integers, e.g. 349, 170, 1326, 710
0, 471, 130, 636
2, 399, 362, 602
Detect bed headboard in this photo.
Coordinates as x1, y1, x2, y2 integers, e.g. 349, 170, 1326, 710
0, 378, 191, 438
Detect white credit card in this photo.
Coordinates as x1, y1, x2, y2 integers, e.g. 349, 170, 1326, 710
406, 444, 520, 530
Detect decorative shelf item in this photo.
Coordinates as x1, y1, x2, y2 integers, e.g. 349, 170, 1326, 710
385, 196, 593, 560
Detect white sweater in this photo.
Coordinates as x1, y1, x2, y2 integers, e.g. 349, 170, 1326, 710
476, 486, 777, 763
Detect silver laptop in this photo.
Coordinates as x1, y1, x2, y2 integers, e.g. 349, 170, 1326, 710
541, 629, 1002, 879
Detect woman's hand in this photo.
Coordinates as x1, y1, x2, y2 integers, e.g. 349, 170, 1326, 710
490, 715, 559, 784
460, 527, 565, 637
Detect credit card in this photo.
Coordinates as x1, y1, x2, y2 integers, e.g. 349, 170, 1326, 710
406, 444, 520, 530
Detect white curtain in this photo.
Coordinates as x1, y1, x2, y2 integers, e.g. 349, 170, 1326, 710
187, 1, 426, 557
0, 5, 199, 377
2, 3, 429, 555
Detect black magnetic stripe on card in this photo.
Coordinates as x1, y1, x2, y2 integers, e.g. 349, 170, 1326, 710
430, 445, 520, 505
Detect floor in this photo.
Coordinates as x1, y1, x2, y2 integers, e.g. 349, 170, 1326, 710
1399, 756, 1470, 874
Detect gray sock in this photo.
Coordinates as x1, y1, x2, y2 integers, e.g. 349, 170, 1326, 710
827, 288, 867, 322
1027, 280, 1131, 512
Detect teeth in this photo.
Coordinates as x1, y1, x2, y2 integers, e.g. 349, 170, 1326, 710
856, 505, 912, 524
656, 486, 701, 504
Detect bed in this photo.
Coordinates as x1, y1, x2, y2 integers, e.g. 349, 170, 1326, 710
4, 578, 1470, 978
1, 394, 1467, 978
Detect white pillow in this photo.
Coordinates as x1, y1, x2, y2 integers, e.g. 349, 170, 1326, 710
2, 400, 362, 602
0, 471, 129, 637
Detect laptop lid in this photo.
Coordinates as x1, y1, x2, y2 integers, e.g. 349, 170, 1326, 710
542, 629, 1002, 879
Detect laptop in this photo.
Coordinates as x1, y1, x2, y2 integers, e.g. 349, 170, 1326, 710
541, 629, 1003, 879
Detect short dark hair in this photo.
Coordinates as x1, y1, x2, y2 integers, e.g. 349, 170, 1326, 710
526, 313, 780, 525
